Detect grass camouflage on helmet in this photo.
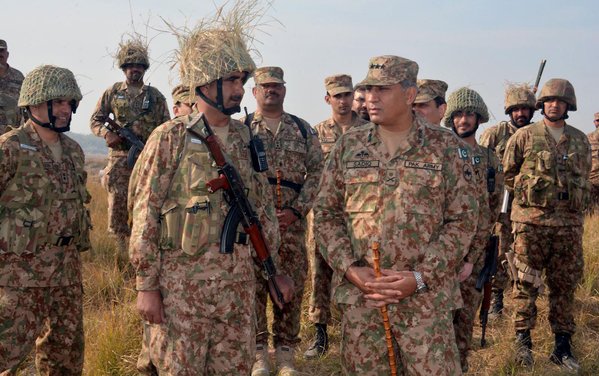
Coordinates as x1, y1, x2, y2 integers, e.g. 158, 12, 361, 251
116, 36, 150, 69
504, 83, 535, 114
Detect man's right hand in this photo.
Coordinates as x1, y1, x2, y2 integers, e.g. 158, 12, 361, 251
268, 274, 295, 310
105, 131, 123, 148
136, 290, 165, 324
344, 265, 378, 295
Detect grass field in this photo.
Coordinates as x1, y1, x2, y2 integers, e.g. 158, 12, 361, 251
17, 156, 599, 375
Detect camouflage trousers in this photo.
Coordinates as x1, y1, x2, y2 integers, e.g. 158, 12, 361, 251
308, 243, 334, 325
492, 215, 513, 292
587, 183, 599, 215
255, 225, 308, 347
453, 267, 483, 369
512, 223, 584, 334
104, 154, 132, 238
141, 279, 256, 376
339, 304, 461, 376
0, 284, 84, 376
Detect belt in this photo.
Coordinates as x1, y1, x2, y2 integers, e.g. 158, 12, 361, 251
267, 177, 303, 193
50, 235, 75, 247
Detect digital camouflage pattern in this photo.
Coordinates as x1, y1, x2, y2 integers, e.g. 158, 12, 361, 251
535, 78, 577, 111
0, 66, 24, 128
313, 116, 479, 373
253, 66, 285, 85
171, 84, 194, 105
243, 111, 324, 348
504, 120, 589, 337
453, 143, 503, 370
90, 82, 169, 237
309, 113, 368, 325
357, 55, 418, 87
587, 128, 599, 213
128, 113, 280, 374
414, 79, 448, 104
0, 121, 90, 375
324, 74, 353, 96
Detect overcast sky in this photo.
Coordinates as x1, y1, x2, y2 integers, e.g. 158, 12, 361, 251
3, 0, 598, 136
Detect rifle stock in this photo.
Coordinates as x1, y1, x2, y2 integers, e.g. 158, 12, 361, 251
98, 115, 145, 168
477, 235, 499, 348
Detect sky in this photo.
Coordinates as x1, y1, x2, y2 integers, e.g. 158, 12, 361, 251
3, 0, 599, 136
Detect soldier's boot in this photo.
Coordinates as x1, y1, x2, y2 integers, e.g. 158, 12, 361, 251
489, 289, 504, 319
303, 323, 328, 359
514, 330, 533, 367
549, 333, 581, 372
275, 345, 299, 376
251, 343, 271, 376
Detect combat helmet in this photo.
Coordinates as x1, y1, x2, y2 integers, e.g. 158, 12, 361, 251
504, 84, 536, 114
117, 39, 150, 69
444, 87, 489, 129
18, 65, 82, 132
535, 78, 576, 111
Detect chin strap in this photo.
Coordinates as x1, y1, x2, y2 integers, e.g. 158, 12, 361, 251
541, 107, 569, 121
196, 78, 241, 116
27, 100, 78, 133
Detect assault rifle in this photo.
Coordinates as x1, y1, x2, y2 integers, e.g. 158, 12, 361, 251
97, 115, 145, 169
532, 59, 547, 94
185, 113, 286, 307
476, 234, 499, 348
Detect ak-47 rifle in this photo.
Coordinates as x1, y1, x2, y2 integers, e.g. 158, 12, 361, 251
476, 234, 499, 348
532, 59, 547, 95
97, 115, 145, 169
185, 113, 285, 306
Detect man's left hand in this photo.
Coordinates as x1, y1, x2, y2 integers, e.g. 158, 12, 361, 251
363, 270, 418, 307
276, 208, 299, 232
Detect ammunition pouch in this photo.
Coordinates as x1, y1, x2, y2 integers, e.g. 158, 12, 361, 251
514, 257, 545, 293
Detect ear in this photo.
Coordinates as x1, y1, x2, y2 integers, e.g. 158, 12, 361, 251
405, 86, 418, 105
324, 94, 331, 105
438, 103, 447, 119
252, 86, 258, 98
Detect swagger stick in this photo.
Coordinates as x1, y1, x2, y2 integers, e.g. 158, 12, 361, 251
372, 241, 398, 376
276, 169, 283, 210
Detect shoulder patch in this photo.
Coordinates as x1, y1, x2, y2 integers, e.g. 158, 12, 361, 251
458, 147, 469, 160
19, 143, 37, 152
404, 160, 442, 171
471, 155, 482, 165
462, 163, 473, 181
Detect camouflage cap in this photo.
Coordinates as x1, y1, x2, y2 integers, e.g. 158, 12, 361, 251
595, 112, 599, 120
357, 55, 418, 87
414, 79, 448, 104
0, 40, 6, 49
18, 65, 82, 107
444, 87, 489, 128
171, 84, 195, 104
324, 74, 354, 96
254, 66, 285, 85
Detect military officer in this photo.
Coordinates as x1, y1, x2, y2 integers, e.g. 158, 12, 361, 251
412, 79, 448, 126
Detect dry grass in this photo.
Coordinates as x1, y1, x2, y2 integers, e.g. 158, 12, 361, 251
14, 157, 599, 374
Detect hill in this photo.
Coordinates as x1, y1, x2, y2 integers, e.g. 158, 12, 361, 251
68, 132, 108, 156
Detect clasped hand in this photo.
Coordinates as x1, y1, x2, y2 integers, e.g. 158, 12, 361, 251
345, 266, 418, 308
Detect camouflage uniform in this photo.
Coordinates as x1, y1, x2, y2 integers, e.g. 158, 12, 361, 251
244, 68, 324, 351
129, 113, 280, 375
0, 66, 90, 376
414, 79, 448, 105
587, 114, 599, 213
309, 75, 368, 328
0, 43, 24, 132
90, 82, 169, 240
314, 55, 479, 376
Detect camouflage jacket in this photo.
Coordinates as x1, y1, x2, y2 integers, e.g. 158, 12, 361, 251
90, 81, 170, 156
504, 120, 591, 226
128, 112, 280, 291
314, 112, 369, 160
243, 111, 324, 221
465, 143, 503, 268
0, 121, 91, 287
0, 65, 24, 127
313, 115, 479, 312
587, 128, 599, 185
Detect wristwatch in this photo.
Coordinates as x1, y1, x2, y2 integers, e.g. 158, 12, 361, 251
413, 271, 428, 293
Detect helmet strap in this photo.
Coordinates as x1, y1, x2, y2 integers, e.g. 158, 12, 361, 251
196, 79, 241, 116
541, 105, 569, 121
27, 101, 74, 133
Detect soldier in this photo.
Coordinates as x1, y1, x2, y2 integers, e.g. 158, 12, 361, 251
444, 87, 503, 372
171, 84, 195, 117
503, 78, 590, 371
313, 55, 479, 375
587, 112, 599, 214
305, 74, 368, 359
352, 87, 369, 121
245, 66, 324, 376
479, 84, 536, 318
0, 65, 91, 375
128, 7, 293, 375
412, 79, 448, 126
0, 39, 24, 135
90, 39, 170, 261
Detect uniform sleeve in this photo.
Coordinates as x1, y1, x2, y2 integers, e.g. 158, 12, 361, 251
291, 122, 324, 217
479, 127, 496, 150
89, 88, 113, 138
502, 131, 526, 193
128, 128, 180, 291
0, 136, 19, 194
313, 139, 358, 285
418, 144, 479, 289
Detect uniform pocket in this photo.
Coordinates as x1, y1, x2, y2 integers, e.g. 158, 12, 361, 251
568, 177, 591, 211
0, 207, 46, 255
536, 151, 555, 172
517, 174, 554, 208
181, 196, 211, 256
159, 199, 181, 250
344, 169, 379, 213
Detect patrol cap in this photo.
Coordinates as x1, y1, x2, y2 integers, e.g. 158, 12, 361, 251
0, 40, 6, 50
414, 79, 448, 104
171, 84, 194, 104
357, 55, 418, 87
324, 74, 354, 96
254, 66, 285, 85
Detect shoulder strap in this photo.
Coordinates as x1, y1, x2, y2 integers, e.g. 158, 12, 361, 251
244, 112, 255, 128
288, 114, 307, 140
